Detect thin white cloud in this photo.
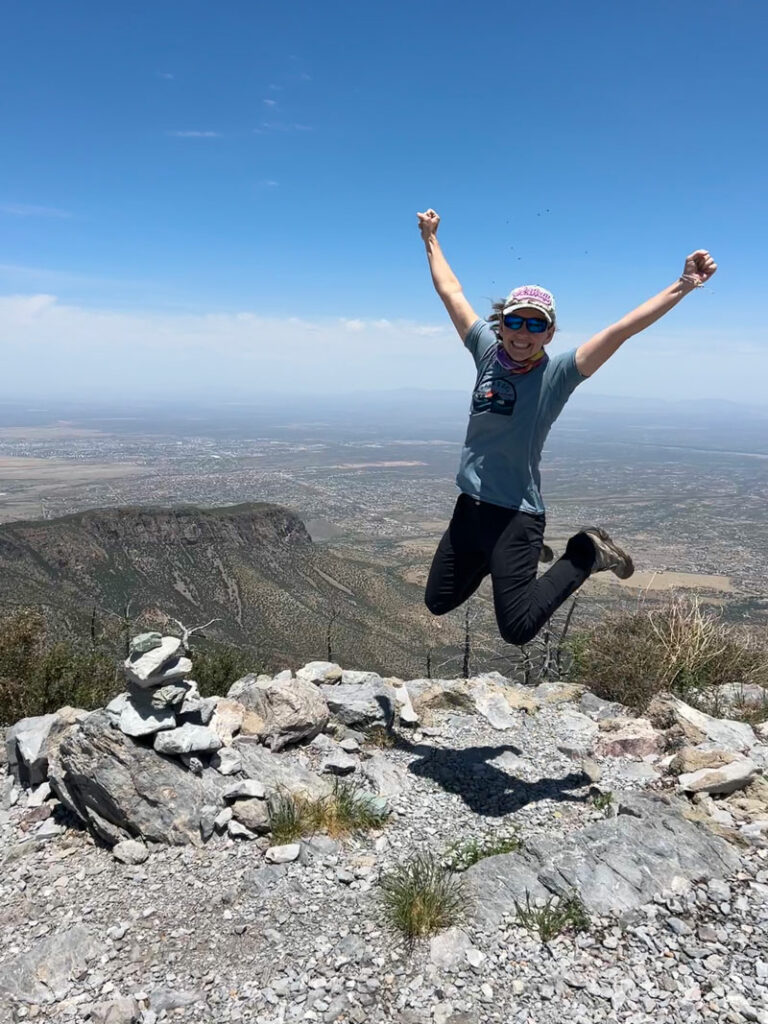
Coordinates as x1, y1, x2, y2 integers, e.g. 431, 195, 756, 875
1, 203, 72, 218
256, 180, 279, 188
257, 121, 313, 134
263, 98, 277, 107
2, 293, 760, 402
167, 130, 221, 138
0, 294, 458, 397
157, 72, 175, 80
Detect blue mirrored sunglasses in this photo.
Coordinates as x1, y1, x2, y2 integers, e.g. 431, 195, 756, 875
503, 313, 549, 333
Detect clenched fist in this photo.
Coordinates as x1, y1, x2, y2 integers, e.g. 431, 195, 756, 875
417, 208, 440, 242
682, 249, 717, 286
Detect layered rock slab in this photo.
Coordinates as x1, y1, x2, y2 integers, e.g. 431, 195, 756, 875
465, 792, 740, 921
48, 711, 230, 845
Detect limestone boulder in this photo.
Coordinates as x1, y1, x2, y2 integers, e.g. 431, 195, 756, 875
648, 694, 757, 752
678, 758, 757, 796
123, 636, 191, 688
551, 708, 599, 758
235, 741, 332, 802
467, 676, 537, 730
0, 924, 101, 1005
154, 723, 223, 756
595, 716, 663, 758
466, 792, 740, 920
534, 681, 585, 705
469, 673, 539, 714
392, 682, 419, 725
340, 669, 384, 686
406, 679, 477, 717
230, 797, 270, 834
5, 707, 88, 788
669, 746, 739, 775
320, 679, 396, 731
361, 753, 407, 799
48, 710, 230, 846
296, 661, 343, 685
578, 691, 630, 721
208, 697, 247, 745
234, 675, 329, 751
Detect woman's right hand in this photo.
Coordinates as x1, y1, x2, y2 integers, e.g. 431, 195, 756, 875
417, 208, 440, 242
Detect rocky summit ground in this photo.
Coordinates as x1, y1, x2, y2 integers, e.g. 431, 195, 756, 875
2, 647, 768, 1024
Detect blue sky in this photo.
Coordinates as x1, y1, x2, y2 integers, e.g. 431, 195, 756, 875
1, 0, 766, 401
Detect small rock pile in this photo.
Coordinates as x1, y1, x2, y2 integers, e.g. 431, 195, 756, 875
3, 642, 407, 855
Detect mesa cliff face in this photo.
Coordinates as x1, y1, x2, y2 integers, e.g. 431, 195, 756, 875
0, 503, 443, 675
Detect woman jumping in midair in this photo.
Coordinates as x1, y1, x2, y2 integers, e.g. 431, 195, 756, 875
418, 207, 717, 645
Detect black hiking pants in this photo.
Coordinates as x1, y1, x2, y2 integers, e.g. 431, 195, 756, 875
425, 494, 596, 645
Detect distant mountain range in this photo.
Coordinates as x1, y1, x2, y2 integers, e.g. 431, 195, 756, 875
0, 502, 450, 677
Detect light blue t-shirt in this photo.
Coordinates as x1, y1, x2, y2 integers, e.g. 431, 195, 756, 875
456, 319, 586, 515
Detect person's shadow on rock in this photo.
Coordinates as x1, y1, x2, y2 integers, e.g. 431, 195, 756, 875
373, 699, 589, 817
403, 736, 588, 816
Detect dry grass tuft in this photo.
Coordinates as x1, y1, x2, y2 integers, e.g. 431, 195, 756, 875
569, 595, 768, 714
269, 780, 389, 843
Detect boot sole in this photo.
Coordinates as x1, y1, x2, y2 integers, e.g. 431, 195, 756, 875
588, 527, 635, 580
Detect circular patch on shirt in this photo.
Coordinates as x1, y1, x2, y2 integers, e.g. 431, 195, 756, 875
472, 375, 517, 416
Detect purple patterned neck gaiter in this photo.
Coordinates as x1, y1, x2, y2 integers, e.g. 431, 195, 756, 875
495, 344, 548, 375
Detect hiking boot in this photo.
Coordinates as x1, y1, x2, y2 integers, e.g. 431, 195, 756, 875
539, 543, 554, 564
583, 527, 634, 579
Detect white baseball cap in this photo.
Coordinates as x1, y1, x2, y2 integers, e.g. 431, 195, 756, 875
503, 284, 556, 324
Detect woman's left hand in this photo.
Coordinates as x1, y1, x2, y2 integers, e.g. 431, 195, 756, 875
683, 249, 718, 285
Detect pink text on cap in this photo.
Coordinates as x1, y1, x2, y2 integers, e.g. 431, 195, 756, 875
509, 286, 553, 305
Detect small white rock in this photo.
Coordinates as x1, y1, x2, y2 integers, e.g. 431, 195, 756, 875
222, 779, 266, 801
112, 840, 149, 865
26, 782, 52, 808
210, 747, 243, 776
265, 843, 301, 864
214, 807, 233, 831
465, 948, 485, 969
228, 820, 256, 840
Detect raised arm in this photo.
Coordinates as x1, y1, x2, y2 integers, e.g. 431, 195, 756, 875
576, 250, 717, 377
417, 208, 479, 342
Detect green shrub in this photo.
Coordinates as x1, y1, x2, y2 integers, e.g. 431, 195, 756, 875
0, 607, 263, 725
307, 780, 389, 837
379, 851, 470, 942
268, 791, 307, 845
0, 609, 120, 725
590, 790, 613, 812
190, 644, 258, 698
514, 892, 590, 942
569, 596, 768, 712
444, 831, 521, 872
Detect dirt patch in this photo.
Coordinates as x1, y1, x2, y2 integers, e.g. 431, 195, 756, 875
611, 570, 735, 593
